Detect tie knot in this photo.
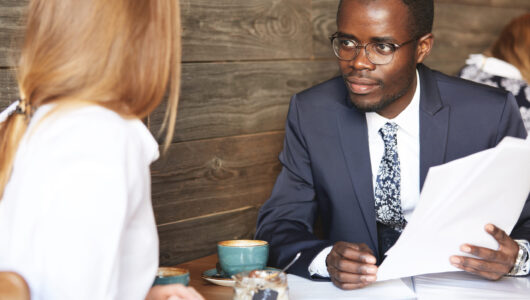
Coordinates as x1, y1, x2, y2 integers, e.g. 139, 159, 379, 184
378, 122, 398, 141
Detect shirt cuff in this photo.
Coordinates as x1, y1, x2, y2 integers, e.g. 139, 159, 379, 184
308, 246, 333, 278
507, 239, 530, 276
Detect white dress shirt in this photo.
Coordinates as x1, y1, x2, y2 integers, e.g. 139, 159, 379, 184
0, 104, 160, 300
309, 71, 421, 276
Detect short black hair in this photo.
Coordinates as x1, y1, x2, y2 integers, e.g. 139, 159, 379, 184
337, 0, 434, 39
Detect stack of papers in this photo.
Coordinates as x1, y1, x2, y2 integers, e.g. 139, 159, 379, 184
414, 271, 530, 300
377, 137, 530, 281
287, 272, 530, 299
287, 274, 415, 300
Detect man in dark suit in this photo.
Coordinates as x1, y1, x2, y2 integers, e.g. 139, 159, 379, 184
255, 0, 530, 290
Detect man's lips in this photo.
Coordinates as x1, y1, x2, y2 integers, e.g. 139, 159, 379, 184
346, 77, 380, 94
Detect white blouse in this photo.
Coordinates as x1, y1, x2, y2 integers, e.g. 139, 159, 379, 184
0, 104, 160, 300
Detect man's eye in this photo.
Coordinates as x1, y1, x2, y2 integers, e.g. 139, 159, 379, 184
340, 39, 356, 48
375, 43, 394, 55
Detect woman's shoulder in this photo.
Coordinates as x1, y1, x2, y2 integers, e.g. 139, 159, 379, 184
24, 104, 159, 164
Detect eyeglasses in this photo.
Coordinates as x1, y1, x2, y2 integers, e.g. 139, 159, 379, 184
329, 32, 417, 65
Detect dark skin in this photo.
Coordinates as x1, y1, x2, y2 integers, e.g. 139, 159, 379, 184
327, 0, 519, 290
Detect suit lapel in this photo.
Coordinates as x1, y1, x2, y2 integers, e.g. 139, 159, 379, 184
337, 100, 378, 254
418, 64, 450, 190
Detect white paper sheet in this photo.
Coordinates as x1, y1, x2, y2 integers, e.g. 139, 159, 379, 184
414, 271, 530, 300
377, 137, 530, 281
287, 274, 416, 300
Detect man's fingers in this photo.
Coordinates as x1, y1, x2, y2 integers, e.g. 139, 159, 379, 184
332, 242, 377, 264
485, 224, 509, 244
327, 254, 377, 275
460, 244, 502, 262
328, 265, 376, 290
450, 256, 507, 279
331, 277, 370, 290
358, 243, 375, 255
328, 265, 377, 283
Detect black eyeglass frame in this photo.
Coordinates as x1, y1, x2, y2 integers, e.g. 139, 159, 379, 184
328, 32, 418, 65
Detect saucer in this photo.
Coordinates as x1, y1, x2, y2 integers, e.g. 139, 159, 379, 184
201, 268, 235, 287
201, 267, 281, 287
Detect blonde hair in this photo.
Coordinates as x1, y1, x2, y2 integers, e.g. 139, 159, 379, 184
0, 0, 181, 197
490, 13, 530, 83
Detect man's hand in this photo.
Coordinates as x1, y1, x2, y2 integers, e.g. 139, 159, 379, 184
145, 284, 204, 300
326, 241, 378, 290
450, 224, 519, 280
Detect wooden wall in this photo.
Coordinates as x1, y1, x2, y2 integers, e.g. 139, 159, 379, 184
0, 0, 529, 265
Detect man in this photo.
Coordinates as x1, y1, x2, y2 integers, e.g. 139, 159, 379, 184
255, 0, 530, 290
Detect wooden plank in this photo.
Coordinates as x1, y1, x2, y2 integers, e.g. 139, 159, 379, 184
0, 0, 25, 67
151, 131, 284, 225
180, 0, 312, 61
158, 206, 259, 265
149, 60, 339, 143
0, 0, 313, 66
435, 0, 530, 9
425, 3, 525, 75
0, 68, 18, 110
312, 0, 337, 59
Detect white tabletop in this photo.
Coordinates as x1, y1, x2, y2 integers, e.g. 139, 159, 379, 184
288, 272, 530, 300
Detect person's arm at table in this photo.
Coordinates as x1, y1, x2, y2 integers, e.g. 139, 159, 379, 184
255, 96, 378, 289
255, 95, 333, 279
146, 284, 204, 300
450, 94, 530, 279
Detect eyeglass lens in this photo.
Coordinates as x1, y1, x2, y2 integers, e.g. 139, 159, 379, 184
332, 38, 395, 65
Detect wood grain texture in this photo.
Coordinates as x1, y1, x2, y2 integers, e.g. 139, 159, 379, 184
151, 131, 284, 225
435, 0, 530, 9
158, 206, 259, 265
0, 68, 18, 109
0, 0, 313, 66
425, 3, 526, 75
180, 0, 313, 61
0, 0, 25, 67
149, 60, 339, 143
311, 0, 337, 59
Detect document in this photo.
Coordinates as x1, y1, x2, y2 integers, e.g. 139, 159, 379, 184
287, 274, 416, 300
377, 137, 530, 281
414, 271, 530, 300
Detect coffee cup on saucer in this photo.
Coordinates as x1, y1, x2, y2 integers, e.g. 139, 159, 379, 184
217, 240, 269, 277
153, 267, 190, 286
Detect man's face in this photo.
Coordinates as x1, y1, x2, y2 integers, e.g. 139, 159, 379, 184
337, 0, 420, 118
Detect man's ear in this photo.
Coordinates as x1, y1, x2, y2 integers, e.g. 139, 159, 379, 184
416, 33, 434, 63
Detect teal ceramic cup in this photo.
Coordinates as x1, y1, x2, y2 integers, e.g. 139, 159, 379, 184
217, 240, 269, 277
153, 267, 190, 286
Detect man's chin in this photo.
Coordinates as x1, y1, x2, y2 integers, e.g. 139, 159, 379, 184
349, 95, 385, 113
348, 93, 399, 114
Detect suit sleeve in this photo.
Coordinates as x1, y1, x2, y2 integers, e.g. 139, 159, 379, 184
495, 93, 530, 242
255, 95, 333, 279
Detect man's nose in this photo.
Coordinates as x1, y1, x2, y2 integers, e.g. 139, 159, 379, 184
349, 47, 376, 71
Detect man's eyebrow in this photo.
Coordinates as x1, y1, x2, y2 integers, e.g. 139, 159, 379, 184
336, 32, 358, 40
336, 32, 396, 43
371, 36, 396, 43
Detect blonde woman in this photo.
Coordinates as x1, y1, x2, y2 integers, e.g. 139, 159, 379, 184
459, 13, 530, 134
0, 1, 203, 300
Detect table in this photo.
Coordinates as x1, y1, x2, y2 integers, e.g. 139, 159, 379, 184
176, 254, 233, 300
177, 255, 530, 300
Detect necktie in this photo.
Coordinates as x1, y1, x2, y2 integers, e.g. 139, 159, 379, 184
374, 122, 407, 232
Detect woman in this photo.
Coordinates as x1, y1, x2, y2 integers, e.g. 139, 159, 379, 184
459, 13, 530, 134
0, 1, 202, 299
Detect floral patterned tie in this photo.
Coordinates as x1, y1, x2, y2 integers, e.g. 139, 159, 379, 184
374, 122, 407, 232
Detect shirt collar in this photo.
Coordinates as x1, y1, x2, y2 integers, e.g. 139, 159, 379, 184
366, 70, 420, 137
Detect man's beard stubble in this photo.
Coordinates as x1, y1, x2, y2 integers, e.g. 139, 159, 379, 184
348, 75, 415, 114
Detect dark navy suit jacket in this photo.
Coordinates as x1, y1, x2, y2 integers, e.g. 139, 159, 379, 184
255, 64, 529, 279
